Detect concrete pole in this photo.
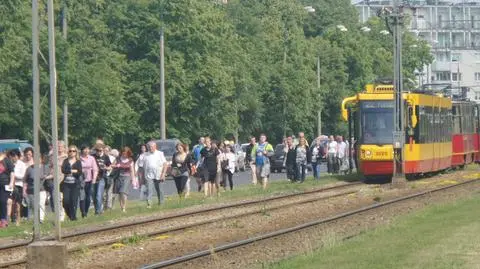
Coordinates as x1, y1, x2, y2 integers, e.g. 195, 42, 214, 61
63, 101, 68, 148
392, 0, 406, 184
317, 56, 322, 137
31, 0, 41, 240
62, 1, 68, 147
47, 0, 62, 240
160, 28, 166, 140
62, 1, 67, 40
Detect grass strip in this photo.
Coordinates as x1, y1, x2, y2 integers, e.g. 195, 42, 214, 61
266, 192, 480, 269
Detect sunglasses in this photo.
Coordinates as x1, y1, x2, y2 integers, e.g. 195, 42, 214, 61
69, 150, 77, 153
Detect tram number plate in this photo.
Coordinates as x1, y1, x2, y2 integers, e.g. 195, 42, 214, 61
392, 131, 404, 149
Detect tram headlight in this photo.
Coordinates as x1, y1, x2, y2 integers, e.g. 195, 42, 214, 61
365, 150, 372, 157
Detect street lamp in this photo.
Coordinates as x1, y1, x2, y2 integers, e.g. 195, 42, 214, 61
361, 26, 371, 32
380, 30, 390, 35
304, 6, 315, 13
337, 25, 348, 32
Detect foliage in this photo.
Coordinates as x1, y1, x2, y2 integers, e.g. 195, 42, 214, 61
0, 0, 433, 148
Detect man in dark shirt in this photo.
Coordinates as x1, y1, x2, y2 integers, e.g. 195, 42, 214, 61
284, 137, 297, 182
200, 137, 219, 197
0, 152, 15, 227
245, 136, 257, 185
93, 144, 111, 215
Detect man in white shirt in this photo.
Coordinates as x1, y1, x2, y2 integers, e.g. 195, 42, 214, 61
327, 135, 338, 175
337, 136, 348, 174
143, 141, 168, 208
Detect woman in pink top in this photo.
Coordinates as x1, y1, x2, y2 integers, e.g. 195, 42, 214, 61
80, 145, 98, 218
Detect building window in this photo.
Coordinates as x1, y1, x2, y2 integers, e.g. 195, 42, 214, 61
452, 53, 461, 62
475, 72, 480, 81
435, 71, 451, 81
452, 72, 462, 81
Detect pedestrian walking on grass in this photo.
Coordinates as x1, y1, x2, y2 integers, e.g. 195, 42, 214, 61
171, 143, 192, 199
251, 134, 274, 189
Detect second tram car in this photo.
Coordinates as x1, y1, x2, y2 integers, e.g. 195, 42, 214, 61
341, 84, 480, 180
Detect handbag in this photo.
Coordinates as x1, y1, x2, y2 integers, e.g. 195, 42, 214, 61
43, 179, 54, 192
171, 167, 181, 177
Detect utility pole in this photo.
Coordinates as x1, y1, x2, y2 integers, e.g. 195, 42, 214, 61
391, 0, 406, 185
62, 0, 67, 40
159, 28, 166, 140
63, 101, 68, 147
62, 1, 68, 148
31, 0, 41, 240
317, 56, 322, 137
47, 0, 62, 239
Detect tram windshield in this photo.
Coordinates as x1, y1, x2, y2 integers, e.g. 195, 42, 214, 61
360, 101, 394, 144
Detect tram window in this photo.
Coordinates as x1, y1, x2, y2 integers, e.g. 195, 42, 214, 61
453, 105, 461, 134
360, 101, 394, 144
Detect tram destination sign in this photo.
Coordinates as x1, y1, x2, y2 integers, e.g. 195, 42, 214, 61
361, 101, 394, 109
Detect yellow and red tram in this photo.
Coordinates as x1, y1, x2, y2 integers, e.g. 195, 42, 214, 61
341, 84, 480, 179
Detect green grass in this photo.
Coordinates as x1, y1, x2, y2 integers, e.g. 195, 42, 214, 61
266, 192, 480, 269
0, 173, 358, 239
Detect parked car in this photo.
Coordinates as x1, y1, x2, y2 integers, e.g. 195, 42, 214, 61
241, 143, 250, 169
270, 144, 285, 173
0, 139, 33, 153
153, 139, 180, 178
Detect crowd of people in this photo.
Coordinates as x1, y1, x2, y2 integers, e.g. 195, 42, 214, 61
0, 133, 353, 228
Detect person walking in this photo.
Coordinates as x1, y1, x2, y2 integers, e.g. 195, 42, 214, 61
171, 143, 192, 199
251, 134, 274, 189
0, 151, 15, 228
284, 136, 297, 182
295, 137, 309, 183
23, 150, 49, 223
135, 144, 147, 200
221, 145, 236, 191
61, 145, 83, 221
191, 137, 205, 192
143, 142, 167, 207
311, 137, 325, 180
337, 136, 348, 174
105, 148, 119, 210
245, 136, 257, 185
80, 145, 98, 218
115, 147, 135, 212
6, 149, 25, 226
200, 137, 220, 197
93, 144, 111, 215
327, 135, 338, 175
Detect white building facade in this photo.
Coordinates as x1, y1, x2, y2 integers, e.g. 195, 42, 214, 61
353, 0, 480, 102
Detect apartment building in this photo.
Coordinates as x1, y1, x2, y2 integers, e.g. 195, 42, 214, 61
353, 0, 480, 102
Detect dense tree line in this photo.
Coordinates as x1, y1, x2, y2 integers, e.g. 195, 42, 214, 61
0, 0, 432, 148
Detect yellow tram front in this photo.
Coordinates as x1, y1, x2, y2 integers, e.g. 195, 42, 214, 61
342, 84, 452, 179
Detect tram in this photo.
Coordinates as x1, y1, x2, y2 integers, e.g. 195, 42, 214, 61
341, 83, 480, 180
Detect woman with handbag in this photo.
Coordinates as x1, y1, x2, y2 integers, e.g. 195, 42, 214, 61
171, 143, 192, 199
221, 145, 236, 191
61, 145, 83, 221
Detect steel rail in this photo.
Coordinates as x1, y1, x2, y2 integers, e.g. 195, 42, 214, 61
139, 178, 480, 269
1, 190, 358, 267
0, 181, 361, 251
0, 182, 362, 267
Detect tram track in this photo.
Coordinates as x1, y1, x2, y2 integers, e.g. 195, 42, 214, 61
139, 178, 480, 269
0, 181, 363, 268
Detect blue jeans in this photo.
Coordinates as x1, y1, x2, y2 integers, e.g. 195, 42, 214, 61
80, 182, 93, 217
295, 163, 307, 182
312, 162, 320, 180
93, 178, 105, 214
